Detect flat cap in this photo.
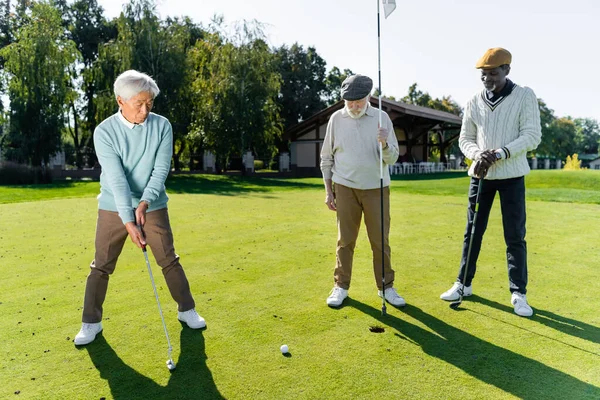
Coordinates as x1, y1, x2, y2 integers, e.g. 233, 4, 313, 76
475, 48, 512, 69
341, 74, 373, 101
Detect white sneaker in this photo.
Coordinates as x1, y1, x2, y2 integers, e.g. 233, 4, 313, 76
511, 292, 533, 317
74, 322, 103, 345
440, 282, 473, 301
178, 309, 206, 329
378, 287, 406, 307
326, 287, 348, 307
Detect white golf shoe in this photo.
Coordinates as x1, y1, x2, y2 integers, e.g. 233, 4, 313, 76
178, 309, 206, 329
326, 287, 348, 307
378, 287, 406, 307
511, 292, 533, 317
440, 282, 473, 301
74, 322, 103, 345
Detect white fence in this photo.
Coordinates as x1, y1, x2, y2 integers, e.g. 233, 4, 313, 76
389, 162, 454, 175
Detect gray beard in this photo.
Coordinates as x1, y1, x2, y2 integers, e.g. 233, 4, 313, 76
346, 104, 368, 119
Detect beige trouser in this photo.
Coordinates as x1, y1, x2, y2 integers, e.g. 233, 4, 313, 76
82, 208, 195, 323
334, 184, 395, 290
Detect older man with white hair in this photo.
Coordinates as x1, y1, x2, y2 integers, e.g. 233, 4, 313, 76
74, 70, 205, 345
320, 74, 404, 308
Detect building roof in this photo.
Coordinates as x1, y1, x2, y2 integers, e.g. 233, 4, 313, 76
285, 97, 462, 141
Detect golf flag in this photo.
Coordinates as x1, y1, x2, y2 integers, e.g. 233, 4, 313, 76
382, 0, 396, 18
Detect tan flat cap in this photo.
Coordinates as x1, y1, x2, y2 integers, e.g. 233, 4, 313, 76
475, 48, 512, 69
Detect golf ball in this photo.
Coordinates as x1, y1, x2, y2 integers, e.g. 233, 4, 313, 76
280, 344, 289, 354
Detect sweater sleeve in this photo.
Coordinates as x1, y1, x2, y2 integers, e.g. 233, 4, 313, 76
382, 112, 400, 165
141, 120, 173, 204
320, 117, 335, 180
458, 100, 483, 161
94, 126, 134, 224
504, 88, 542, 158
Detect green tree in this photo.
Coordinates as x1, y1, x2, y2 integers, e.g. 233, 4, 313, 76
0, 1, 80, 166
535, 99, 557, 157
324, 66, 354, 105
574, 118, 600, 154
57, 0, 116, 167
275, 43, 327, 129
546, 117, 581, 160
189, 21, 281, 172
92, 0, 202, 170
401, 83, 462, 116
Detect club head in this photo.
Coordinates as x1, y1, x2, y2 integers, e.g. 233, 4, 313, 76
449, 300, 462, 310
166, 359, 176, 371
381, 305, 387, 316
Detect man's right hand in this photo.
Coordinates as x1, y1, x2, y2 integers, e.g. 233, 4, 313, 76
325, 192, 336, 211
125, 222, 146, 249
473, 150, 496, 178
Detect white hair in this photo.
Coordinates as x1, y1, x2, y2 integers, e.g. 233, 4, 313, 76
113, 70, 160, 101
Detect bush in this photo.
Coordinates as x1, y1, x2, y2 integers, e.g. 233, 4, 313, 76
564, 154, 584, 170
0, 161, 53, 184
254, 160, 264, 170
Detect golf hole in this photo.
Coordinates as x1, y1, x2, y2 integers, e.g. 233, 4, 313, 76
369, 325, 385, 333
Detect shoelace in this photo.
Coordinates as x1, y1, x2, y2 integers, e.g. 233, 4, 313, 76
330, 287, 345, 297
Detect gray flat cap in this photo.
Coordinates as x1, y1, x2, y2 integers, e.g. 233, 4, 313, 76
341, 74, 373, 101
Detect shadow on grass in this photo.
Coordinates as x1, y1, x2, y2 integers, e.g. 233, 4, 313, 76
166, 175, 322, 196
349, 299, 600, 399
82, 327, 224, 400
470, 295, 600, 347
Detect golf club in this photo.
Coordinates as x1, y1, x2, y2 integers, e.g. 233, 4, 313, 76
138, 225, 176, 371
450, 177, 484, 310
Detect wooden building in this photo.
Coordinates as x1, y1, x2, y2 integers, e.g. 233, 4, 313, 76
285, 97, 463, 177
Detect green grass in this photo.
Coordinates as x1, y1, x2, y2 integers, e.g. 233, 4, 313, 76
1, 171, 599, 399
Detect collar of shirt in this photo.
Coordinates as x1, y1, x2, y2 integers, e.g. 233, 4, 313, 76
117, 110, 148, 129
486, 79, 516, 102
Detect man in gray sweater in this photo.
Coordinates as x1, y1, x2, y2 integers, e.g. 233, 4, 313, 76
320, 74, 404, 308
440, 48, 542, 317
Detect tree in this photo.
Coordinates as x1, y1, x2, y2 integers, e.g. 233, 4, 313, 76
546, 117, 580, 160
91, 0, 202, 170
574, 118, 600, 154
275, 43, 327, 129
0, 1, 80, 166
535, 99, 557, 157
189, 21, 281, 172
324, 66, 354, 105
57, 0, 116, 168
401, 83, 462, 116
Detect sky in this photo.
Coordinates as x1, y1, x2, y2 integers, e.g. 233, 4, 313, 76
97, 0, 600, 122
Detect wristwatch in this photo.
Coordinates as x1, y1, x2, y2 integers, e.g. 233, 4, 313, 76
494, 151, 503, 160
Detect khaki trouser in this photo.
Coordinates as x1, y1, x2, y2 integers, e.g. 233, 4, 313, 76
334, 184, 394, 290
82, 208, 195, 323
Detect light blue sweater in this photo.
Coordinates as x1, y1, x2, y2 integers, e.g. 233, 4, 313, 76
94, 112, 172, 224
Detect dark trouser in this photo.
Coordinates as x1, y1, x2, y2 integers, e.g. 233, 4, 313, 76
457, 176, 528, 294
82, 208, 195, 323
334, 184, 394, 290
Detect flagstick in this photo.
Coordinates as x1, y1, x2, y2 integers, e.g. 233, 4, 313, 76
377, 0, 386, 317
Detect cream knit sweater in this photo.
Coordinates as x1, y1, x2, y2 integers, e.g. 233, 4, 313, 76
459, 84, 542, 180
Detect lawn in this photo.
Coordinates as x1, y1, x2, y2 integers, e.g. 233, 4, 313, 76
0, 170, 599, 399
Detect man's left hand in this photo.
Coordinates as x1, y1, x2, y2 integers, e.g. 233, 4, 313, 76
377, 127, 388, 147
135, 201, 149, 226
